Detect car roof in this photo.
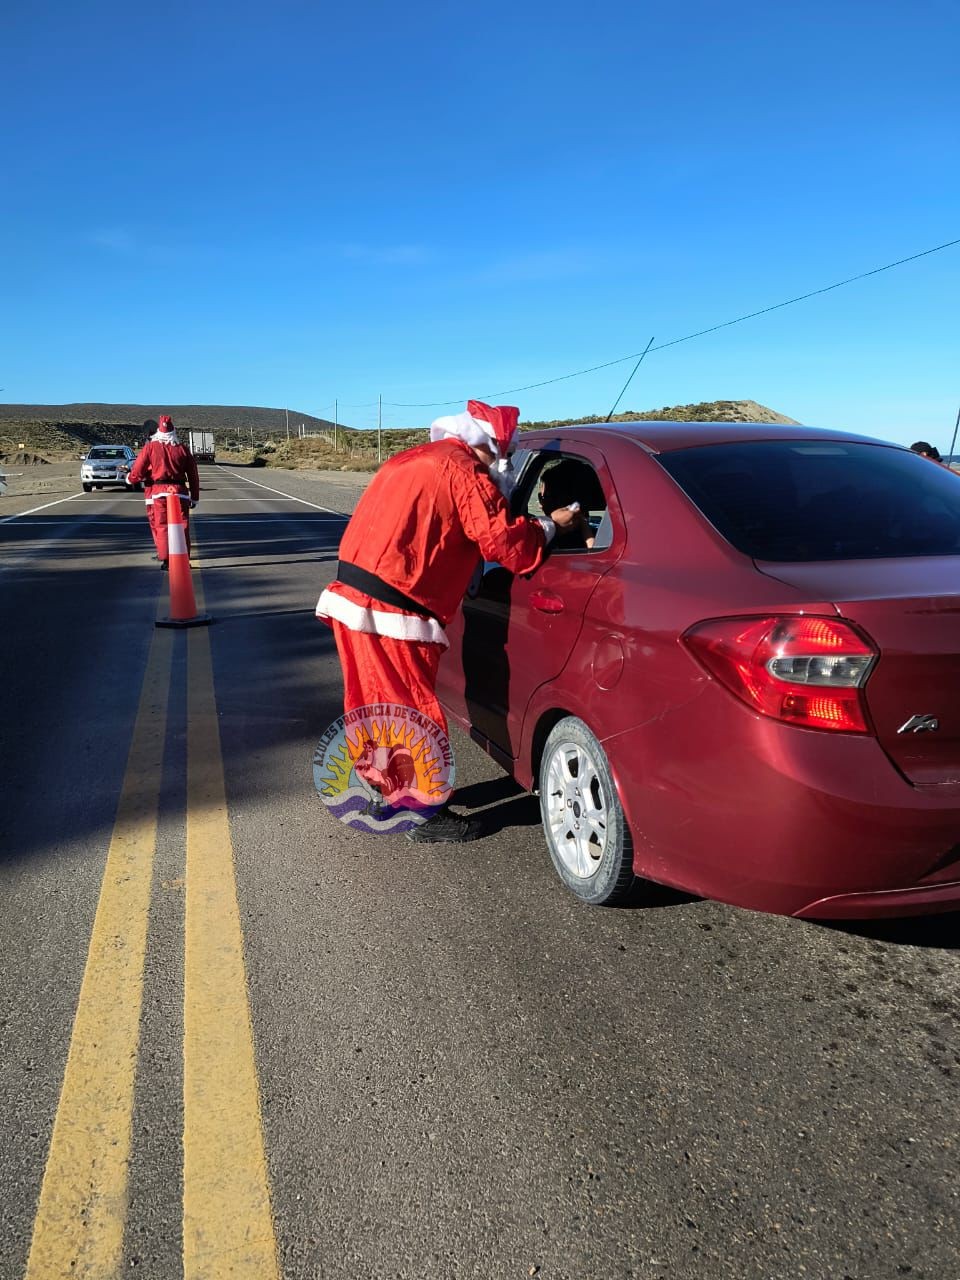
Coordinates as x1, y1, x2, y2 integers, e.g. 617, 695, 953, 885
520, 421, 897, 454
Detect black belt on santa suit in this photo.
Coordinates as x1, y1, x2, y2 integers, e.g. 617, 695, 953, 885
335, 560, 442, 625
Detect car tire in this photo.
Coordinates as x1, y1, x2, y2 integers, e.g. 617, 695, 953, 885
538, 717, 636, 905
82, 483, 92, 492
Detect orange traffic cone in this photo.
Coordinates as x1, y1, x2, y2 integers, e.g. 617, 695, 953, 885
156, 492, 212, 628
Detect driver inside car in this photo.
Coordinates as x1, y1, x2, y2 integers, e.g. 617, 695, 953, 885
537, 459, 604, 550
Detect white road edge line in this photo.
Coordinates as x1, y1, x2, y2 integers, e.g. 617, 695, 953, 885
0, 492, 86, 525
195, 496, 323, 501
214, 465, 346, 515
17, 517, 342, 526
5, 519, 149, 527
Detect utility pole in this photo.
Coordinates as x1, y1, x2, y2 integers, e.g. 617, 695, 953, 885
285, 407, 290, 442
377, 394, 382, 464
334, 399, 338, 453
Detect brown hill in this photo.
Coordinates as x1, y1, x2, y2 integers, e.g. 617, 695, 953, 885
0, 402, 338, 461
246, 398, 801, 472
522, 399, 799, 430
0, 402, 336, 433
0, 398, 798, 464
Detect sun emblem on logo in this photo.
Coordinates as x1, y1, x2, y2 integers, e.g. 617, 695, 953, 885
313, 704, 454, 832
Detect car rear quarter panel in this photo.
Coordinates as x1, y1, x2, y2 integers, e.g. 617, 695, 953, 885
601, 677, 960, 915
515, 444, 942, 915
516, 442, 839, 777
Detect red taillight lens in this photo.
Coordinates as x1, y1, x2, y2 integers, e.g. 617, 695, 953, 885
682, 615, 877, 733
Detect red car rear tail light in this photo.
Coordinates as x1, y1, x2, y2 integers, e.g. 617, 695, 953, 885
682, 615, 877, 733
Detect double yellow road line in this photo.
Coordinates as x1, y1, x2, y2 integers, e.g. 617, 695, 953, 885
25, 572, 279, 1278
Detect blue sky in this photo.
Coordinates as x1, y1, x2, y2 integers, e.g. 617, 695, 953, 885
2, 0, 958, 445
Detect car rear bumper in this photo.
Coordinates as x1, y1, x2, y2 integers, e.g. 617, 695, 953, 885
603, 690, 960, 920
793, 878, 960, 919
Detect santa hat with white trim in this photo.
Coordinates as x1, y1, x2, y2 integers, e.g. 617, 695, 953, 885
429, 400, 520, 460
152, 414, 179, 444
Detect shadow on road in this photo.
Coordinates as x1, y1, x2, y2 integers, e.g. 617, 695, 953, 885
451, 775, 525, 810
0, 508, 346, 866
451, 775, 701, 909
825, 912, 960, 950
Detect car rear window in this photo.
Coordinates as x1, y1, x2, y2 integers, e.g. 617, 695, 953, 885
657, 440, 960, 561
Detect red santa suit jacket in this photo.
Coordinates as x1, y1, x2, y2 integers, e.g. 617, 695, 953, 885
128, 440, 200, 500
317, 437, 548, 645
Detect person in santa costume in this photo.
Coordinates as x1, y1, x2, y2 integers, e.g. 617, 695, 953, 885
127, 415, 200, 568
316, 399, 584, 843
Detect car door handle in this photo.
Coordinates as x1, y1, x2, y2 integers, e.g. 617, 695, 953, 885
530, 589, 565, 614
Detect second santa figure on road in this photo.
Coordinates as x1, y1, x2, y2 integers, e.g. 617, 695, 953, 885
128, 415, 200, 569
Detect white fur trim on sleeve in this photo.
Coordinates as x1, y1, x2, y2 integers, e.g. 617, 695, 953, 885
316, 588, 448, 648
536, 517, 557, 542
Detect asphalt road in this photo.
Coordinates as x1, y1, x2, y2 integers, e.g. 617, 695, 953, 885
0, 462, 957, 1280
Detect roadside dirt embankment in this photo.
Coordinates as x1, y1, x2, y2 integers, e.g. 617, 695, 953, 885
0, 460, 375, 522
0, 462, 84, 518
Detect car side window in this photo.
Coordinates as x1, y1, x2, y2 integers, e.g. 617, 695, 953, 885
519, 453, 612, 553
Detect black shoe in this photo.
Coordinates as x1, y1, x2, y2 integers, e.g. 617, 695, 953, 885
160, 559, 169, 571
405, 806, 484, 844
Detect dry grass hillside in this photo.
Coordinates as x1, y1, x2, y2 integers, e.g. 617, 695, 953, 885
0, 398, 799, 469
0, 402, 332, 464
522, 399, 799, 430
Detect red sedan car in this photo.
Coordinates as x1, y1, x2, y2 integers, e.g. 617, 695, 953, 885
435, 421, 960, 919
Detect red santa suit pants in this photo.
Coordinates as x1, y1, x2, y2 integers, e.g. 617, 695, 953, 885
149, 487, 192, 560
331, 621, 447, 736
144, 486, 158, 549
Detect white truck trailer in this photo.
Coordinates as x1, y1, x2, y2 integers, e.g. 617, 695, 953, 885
188, 430, 215, 462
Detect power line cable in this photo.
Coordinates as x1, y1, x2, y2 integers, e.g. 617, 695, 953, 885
384, 235, 960, 409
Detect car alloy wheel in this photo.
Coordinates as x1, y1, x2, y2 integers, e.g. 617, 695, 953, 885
539, 716, 635, 905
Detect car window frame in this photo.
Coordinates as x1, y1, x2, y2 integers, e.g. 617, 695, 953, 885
511, 446, 615, 556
